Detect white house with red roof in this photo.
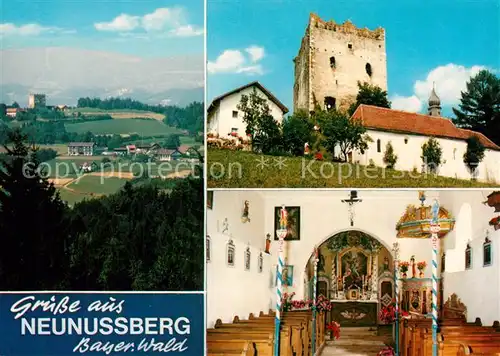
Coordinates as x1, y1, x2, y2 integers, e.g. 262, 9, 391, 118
207, 81, 289, 139
350, 89, 500, 183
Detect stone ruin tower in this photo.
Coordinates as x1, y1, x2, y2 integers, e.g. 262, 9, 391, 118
293, 13, 388, 113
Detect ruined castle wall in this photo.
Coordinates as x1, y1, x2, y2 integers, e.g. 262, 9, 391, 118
306, 15, 388, 112
293, 30, 311, 113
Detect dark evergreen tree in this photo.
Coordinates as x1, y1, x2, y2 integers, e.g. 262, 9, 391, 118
348, 81, 391, 116
0, 129, 70, 290
452, 70, 500, 146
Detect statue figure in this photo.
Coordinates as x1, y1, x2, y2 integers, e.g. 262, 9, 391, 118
411, 255, 416, 278
241, 200, 250, 223
383, 257, 389, 271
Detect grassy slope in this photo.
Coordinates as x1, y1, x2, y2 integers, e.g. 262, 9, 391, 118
207, 148, 497, 188
67, 108, 166, 120
65, 119, 181, 136
67, 175, 128, 194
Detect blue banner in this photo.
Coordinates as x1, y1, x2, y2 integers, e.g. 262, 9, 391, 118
0, 292, 204, 355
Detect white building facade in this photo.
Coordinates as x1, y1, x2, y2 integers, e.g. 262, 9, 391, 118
207, 81, 289, 139
206, 190, 500, 328
350, 103, 500, 184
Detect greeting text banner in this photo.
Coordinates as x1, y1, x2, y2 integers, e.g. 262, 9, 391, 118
0, 292, 204, 355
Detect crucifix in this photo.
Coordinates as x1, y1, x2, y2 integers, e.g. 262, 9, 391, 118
341, 191, 363, 226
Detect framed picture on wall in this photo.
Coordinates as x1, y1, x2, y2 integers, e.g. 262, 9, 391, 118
207, 191, 213, 210
275, 265, 294, 286
274, 206, 300, 240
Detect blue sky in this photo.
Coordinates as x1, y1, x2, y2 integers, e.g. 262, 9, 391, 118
1, 0, 204, 57
207, 0, 500, 116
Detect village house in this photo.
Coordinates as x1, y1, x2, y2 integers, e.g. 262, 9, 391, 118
6, 108, 22, 118
154, 148, 182, 161
207, 81, 289, 139
67, 142, 95, 156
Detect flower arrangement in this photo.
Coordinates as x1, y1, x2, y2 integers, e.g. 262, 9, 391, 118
281, 292, 295, 312
314, 295, 332, 313
417, 261, 427, 270
326, 321, 341, 340
314, 152, 323, 161
399, 261, 409, 274
378, 346, 395, 356
489, 216, 500, 229
379, 301, 409, 324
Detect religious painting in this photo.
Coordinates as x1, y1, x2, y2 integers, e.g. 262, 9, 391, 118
274, 206, 300, 240
340, 250, 368, 291
483, 238, 492, 267
207, 191, 213, 209
276, 265, 294, 286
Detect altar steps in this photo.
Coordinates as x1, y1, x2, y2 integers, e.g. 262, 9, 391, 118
321, 327, 389, 356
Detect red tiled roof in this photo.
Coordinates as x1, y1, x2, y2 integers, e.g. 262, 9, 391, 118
352, 105, 500, 150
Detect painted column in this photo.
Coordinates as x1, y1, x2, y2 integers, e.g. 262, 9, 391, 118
371, 250, 379, 301
430, 200, 441, 356
312, 247, 319, 355
393, 242, 400, 356
274, 205, 288, 356
331, 254, 336, 297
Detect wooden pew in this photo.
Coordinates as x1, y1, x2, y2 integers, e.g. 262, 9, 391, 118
212, 317, 294, 356
207, 340, 256, 356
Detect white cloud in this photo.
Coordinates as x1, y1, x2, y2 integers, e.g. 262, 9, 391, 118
94, 14, 140, 32
245, 46, 265, 62
0, 23, 71, 36
94, 7, 202, 37
208, 46, 265, 75
390, 64, 488, 113
142, 7, 182, 31
169, 25, 204, 37
391, 95, 423, 113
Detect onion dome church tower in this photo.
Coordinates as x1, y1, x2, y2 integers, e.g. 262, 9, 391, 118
428, 83, 442, 116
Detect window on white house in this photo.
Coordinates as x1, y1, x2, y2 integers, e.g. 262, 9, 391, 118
483, 237, 492, 267
232, 110, 238, 118
377, 139, 381, 153
404, 138, 408, 144
348, 43, 353, 50
465, 244, 472, 269
231, 128, 238, 134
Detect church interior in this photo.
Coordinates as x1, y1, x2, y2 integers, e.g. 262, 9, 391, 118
206, 189, 500, 355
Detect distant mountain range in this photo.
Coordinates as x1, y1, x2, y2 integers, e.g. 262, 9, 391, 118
0, 47, 204, 107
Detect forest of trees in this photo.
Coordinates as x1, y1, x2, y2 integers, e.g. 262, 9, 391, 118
0, 130, 204, 291
77, 97, 203, 134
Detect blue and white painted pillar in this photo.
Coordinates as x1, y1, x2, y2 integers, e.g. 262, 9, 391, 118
393, 242, 400, 356
274, 205, 288, 356
430, 200, 441, 356
312, 247, 319, 355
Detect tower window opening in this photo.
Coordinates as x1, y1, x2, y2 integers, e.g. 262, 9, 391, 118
330, 56, 336, 69
324, 97, 336, 111
366, 63, 373, 77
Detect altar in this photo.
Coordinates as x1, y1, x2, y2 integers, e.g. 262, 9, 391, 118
309, 231, 395, 327
330, 299, 378, 327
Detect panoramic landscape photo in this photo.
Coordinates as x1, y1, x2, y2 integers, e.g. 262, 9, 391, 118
0, 0, 204, 291
206, 0, 500, 188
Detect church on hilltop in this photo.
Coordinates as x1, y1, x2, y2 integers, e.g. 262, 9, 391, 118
206, 189, 500, 354
208, 13, 500, 184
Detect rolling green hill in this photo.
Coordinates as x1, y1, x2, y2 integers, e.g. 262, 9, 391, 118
65, 118, 182, 136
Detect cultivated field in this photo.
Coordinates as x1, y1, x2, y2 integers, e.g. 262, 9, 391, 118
65, 119, 181, 136
68, 108, 166, 121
